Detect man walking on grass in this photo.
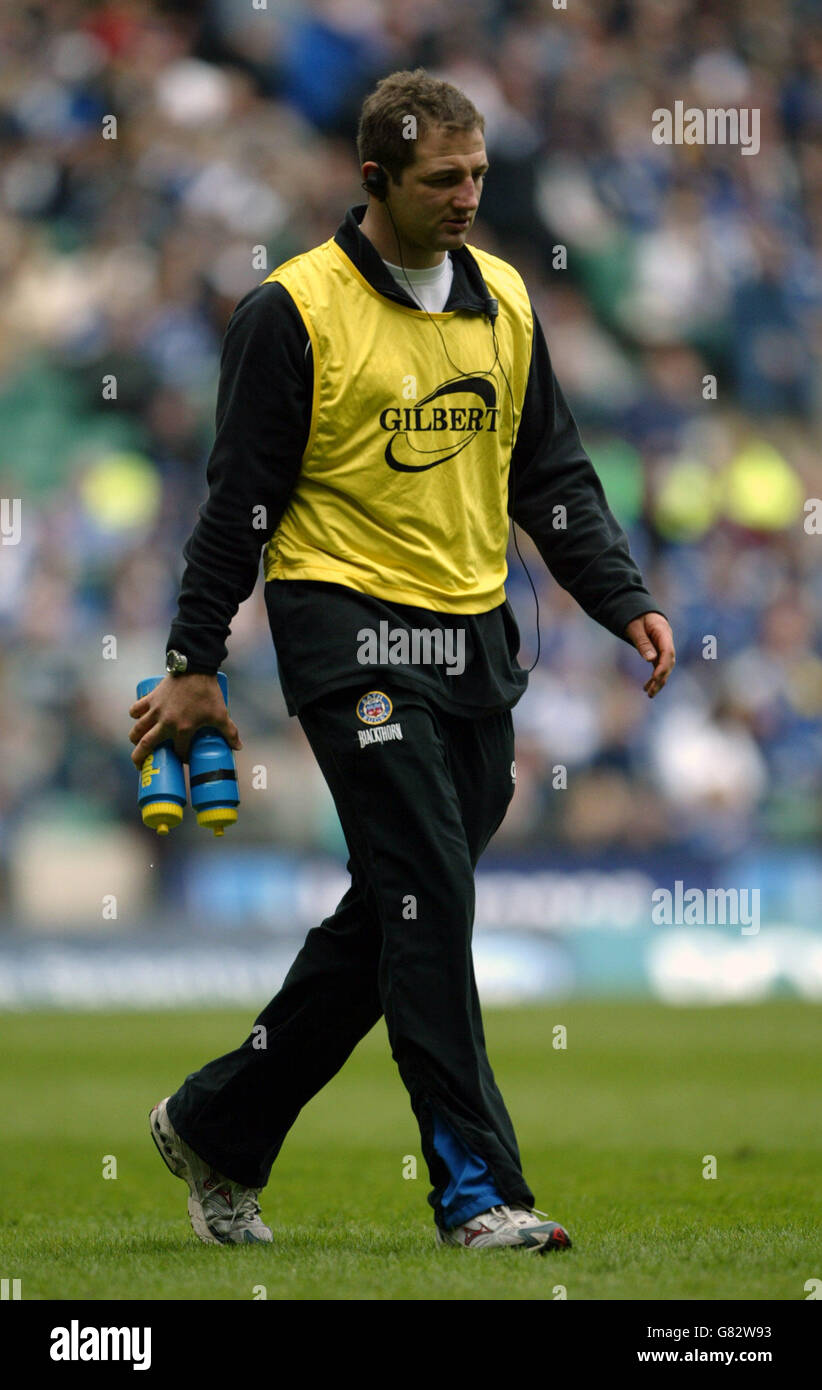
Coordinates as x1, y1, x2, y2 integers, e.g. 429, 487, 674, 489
129, 68, 674, 1252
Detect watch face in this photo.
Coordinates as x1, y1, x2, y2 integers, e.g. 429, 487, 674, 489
166, 651, 187, 673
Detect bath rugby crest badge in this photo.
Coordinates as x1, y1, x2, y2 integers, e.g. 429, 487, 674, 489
356, 691, 392, 725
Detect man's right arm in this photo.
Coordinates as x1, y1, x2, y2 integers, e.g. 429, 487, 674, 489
165, 279, 312, 673
129, 280, 312, 765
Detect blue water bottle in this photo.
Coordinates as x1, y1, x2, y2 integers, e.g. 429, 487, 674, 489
188, 671, 240, 837
135, 675, 186, 834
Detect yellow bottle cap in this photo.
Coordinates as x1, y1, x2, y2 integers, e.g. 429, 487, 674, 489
142, 801, 185, 834
196, 806, 239, 837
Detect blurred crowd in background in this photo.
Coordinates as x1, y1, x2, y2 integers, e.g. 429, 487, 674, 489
1, 0, 821, 912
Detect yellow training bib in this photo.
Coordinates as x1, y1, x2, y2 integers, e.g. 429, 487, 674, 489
262, 239, 533, 613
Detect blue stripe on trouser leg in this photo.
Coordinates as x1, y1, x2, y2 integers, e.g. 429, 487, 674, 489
432, 1108, 506, 1229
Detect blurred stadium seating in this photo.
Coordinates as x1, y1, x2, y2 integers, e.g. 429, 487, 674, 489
1, 0, 820, 1003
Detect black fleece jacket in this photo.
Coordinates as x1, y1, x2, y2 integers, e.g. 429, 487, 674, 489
166, 204, 660, 716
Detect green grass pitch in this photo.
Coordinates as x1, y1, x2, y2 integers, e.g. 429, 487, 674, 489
2, 1000, 820, 1300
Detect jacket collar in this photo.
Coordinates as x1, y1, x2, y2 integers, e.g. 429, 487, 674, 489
334, 204, 493, 315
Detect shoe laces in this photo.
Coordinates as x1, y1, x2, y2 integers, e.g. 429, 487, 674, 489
492, 1203, 552, 1226
232, 1185, 264, 1225
205, 1170, 264, 1224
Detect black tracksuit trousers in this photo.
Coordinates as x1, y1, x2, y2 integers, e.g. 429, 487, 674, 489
166, 680, 536, 1228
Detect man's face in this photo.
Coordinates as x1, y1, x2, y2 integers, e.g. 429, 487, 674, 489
384, 125, 488, 254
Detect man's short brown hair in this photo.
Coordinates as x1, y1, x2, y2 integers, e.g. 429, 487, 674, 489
356, 68, 485, 189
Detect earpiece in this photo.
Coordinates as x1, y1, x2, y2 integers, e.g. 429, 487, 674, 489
361, 164, 389, 201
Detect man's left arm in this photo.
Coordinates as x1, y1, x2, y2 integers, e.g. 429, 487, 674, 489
508, 300, 675, 697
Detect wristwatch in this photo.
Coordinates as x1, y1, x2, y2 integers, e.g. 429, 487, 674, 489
165, 649, 189, 675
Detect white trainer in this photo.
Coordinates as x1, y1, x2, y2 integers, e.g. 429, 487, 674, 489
436, 1204, 572, 1252
150, 1097, 273, 1245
